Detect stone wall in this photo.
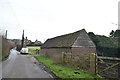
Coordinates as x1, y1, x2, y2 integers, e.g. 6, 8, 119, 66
41, 48, 71, 63
0, 36, 2, 61
2, 37, 16, 60
71, 47, 96, 55
41, 47, 96, 63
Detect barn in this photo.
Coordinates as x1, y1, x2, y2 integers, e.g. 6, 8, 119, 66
41, 29, 96, 63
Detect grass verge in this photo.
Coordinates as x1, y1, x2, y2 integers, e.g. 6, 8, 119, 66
27, 46, 40, 55
27, 46, 40, 50
28, 52, 36, 55
35, 56, 101, 79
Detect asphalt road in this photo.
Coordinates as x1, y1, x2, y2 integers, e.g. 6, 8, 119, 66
2, 49, 51, 78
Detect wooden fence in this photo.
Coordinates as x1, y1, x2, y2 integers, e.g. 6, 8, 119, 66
61, 52, 120, 78
29, 49, 40, 54
36, 49, 40, 54
96, 56, 120, 78
61, 52, 95, 74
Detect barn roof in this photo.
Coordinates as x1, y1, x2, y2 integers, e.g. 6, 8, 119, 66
41, 29, 95, 48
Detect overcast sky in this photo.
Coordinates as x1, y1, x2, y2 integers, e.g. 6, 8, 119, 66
0, 0, 119, 42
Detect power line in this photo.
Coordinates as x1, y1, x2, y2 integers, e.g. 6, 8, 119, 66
7, 0, 22, 29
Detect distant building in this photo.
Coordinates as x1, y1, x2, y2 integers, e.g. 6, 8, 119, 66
24, 37, 42, 46
34, 39, 42, 45
41, 29, 96, 63
24, 37, 32, 46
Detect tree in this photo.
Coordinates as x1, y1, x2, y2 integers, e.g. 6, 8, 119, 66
88, 32, 99, 46
109, 30, 114, 37
114, 29, 120, 37
88, 31, 119, 57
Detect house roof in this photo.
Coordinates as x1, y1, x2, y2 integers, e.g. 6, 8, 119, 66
34, 40, 42, 44
41, 29, 95, 48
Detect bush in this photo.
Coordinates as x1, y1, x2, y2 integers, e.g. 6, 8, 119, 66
2, 37, 16, 60
88, 32, 119, 58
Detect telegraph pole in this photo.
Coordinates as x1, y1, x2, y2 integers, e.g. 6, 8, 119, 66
5, 30, 7, 39
21, 30, 24, 48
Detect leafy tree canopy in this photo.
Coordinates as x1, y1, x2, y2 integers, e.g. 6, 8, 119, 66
88, 30, 120, 57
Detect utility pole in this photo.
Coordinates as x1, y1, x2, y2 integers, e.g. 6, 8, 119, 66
5, 30, 7, 39
21, 30, 24, 48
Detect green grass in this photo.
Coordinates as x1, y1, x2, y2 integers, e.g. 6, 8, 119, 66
35, 56, 101, 79
28, 52, 36, 55
27, 46, 40, 55
27, 46, 40, 50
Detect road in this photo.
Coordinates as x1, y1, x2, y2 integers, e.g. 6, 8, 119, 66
2, 49, 51, 78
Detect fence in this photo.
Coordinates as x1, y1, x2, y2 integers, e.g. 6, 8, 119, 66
29, 49, 40, 54
61, 52, 120, 78
36, 49, 40, 54
61, 52, 96, 74
96, 56, 120, 78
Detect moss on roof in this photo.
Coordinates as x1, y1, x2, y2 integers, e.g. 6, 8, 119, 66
41, 29, 95, 48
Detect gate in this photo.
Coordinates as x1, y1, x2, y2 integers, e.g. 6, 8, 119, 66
96, 56, 120, 78
61, 52, 120, 79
